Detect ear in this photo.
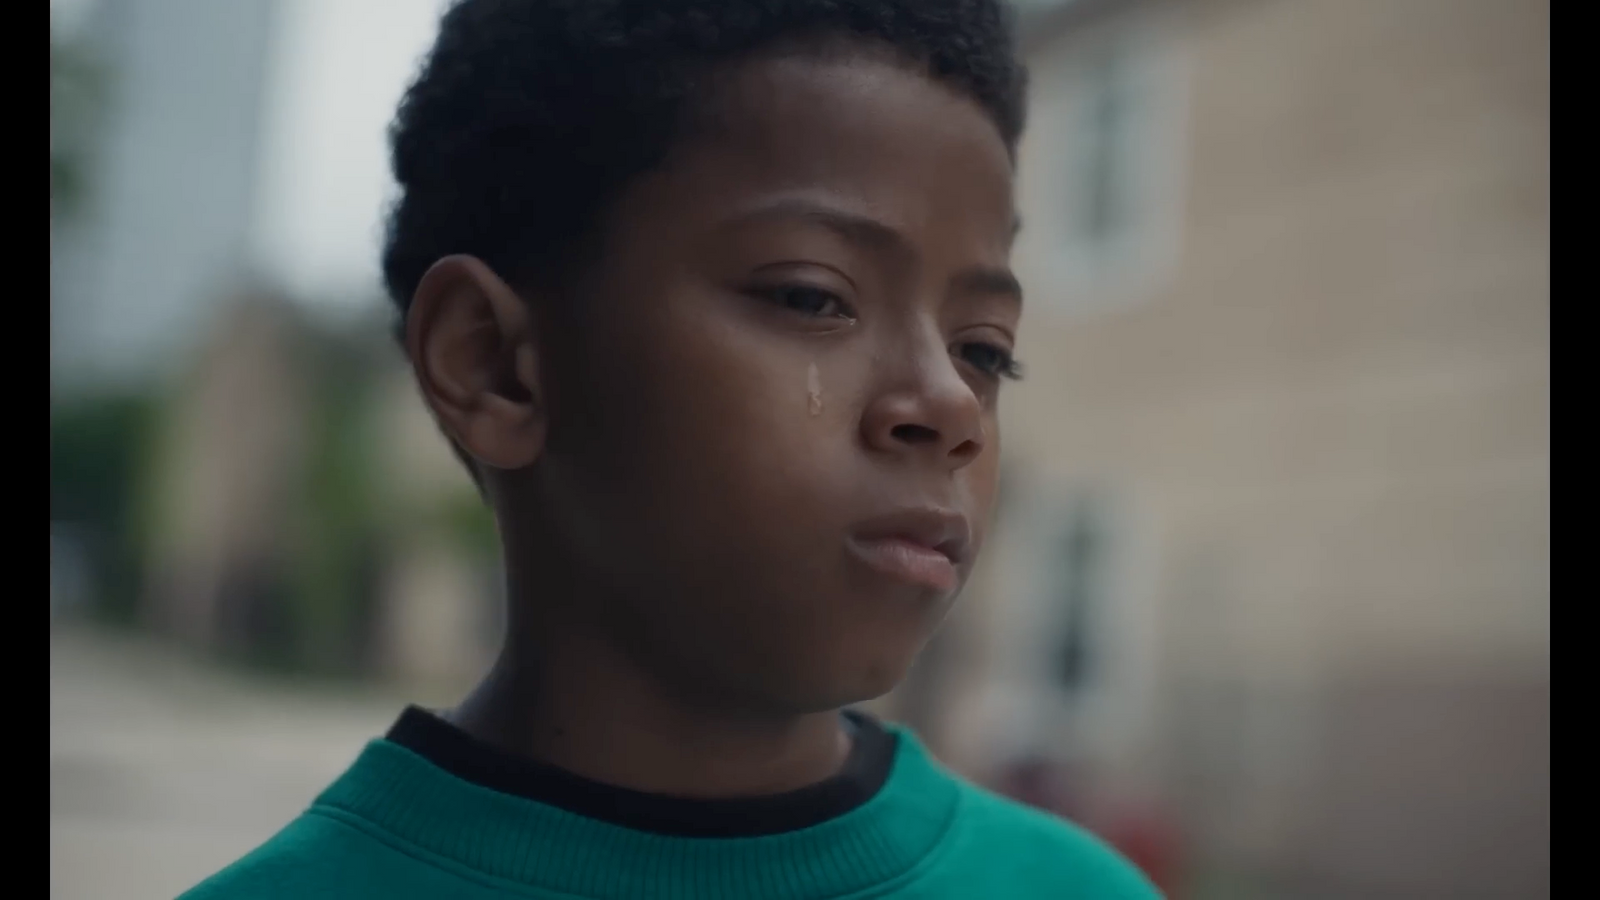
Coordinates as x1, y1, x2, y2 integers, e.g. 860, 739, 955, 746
405, 255, 546, 472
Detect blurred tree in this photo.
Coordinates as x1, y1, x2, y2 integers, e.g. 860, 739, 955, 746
285, 325, 388, 675
431, 489, 500, 563
280, 319, 502, 677
50, 392, 159, 622
50, 28, 106, 222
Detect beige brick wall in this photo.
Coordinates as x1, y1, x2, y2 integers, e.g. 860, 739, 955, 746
992, 0, 1547, 692
147, 296, 309, 647
934, 0, 1547, 887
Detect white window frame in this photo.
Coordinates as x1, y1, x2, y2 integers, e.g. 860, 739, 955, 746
1015, 12, 1190, 318
997, 479, 1161, 769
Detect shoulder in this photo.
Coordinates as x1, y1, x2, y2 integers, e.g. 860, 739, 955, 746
179, 814, 367, 900
947, 782, 1164, 899
179, 811, 446, 900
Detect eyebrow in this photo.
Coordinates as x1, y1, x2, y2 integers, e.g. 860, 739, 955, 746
728, 197, 1024, 305
729, 197, 911, 256
953, 267, 1024, 306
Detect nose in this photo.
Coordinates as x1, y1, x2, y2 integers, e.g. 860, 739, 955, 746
860, 338, 986, 471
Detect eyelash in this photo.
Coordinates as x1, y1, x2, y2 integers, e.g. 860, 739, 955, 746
755, 283, 1023, 381
755, 284, 857, 321
957, 341, 1025, 381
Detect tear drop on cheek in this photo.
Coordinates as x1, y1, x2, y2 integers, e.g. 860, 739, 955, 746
807, 362, 823, 416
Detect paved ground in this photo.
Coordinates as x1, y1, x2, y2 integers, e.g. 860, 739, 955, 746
49, 628, 420, 900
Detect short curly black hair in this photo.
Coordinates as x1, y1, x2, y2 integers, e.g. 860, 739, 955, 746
380, 0, 1028, 331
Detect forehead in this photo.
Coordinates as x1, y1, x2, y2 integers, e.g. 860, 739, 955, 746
615, 50, 1017, 256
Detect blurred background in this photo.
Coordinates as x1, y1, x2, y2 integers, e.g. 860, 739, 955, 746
49, 0, 1548, 897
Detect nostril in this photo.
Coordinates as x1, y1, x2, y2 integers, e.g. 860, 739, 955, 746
890, 423, 940, 445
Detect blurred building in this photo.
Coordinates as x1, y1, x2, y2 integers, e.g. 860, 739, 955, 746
51, 0, 490, 685
143, 293, 308, 653
369, 361, 503, 690
143, 292, 496, 688
50, 0, 279, 389
50, 0, 448, 391
893, 0, 1548, 896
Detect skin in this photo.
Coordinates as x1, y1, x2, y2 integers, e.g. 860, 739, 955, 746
405, 47, 1021, 799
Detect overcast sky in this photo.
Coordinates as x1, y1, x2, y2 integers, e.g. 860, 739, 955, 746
52, 0, 448, 318
250, 0, 452, 311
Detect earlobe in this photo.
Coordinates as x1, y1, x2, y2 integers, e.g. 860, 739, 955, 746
512, 341, 541, 403
406, 255, 549, 473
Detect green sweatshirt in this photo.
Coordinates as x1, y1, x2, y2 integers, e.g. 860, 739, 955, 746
183, 711, 1161, 899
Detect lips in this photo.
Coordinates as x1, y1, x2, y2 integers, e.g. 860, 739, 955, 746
846, 508, 972, 592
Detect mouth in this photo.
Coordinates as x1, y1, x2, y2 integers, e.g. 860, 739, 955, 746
845, 508, 972, 593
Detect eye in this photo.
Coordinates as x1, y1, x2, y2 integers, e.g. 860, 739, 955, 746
957, 341, 1024, 381
756, 284, 855, 320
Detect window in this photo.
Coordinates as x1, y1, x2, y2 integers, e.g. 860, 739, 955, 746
1013, 486, 1116, 698
1017, 16, 1188, 315
1002, 480, 1158, 765
1051, 495, 1108, 692
1073, 45, 1133, 265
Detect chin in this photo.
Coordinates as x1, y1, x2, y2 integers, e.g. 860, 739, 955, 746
835, 611, 950, 700
788, 650, 922, 713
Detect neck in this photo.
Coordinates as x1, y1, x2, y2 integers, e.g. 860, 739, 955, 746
448, 595, 850, 800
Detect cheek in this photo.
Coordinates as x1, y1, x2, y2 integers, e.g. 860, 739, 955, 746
649, 320, 807, 452
583, 293, 849, 530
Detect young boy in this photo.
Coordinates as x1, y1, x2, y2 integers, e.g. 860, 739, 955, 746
186, 1, 1162, 897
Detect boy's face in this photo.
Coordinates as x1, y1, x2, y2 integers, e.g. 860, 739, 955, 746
433, 50, 1019, 712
